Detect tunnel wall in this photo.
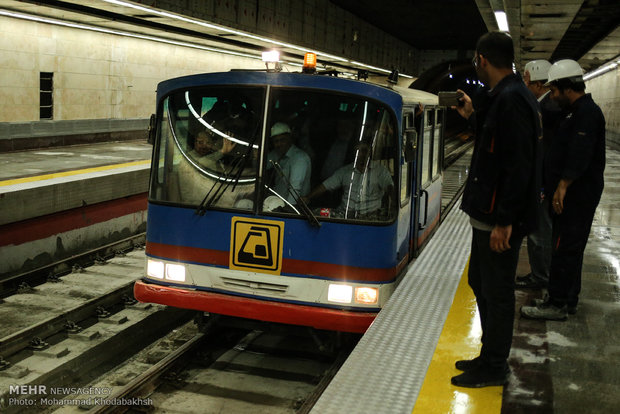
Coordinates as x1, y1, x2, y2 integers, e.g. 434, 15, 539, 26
586, 66, 620, 150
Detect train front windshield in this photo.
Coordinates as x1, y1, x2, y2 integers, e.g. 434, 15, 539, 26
150, 86, 398, 223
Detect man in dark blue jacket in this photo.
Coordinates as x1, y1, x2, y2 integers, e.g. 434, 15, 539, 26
451, 31, 542, 388
521, 59, 606, 320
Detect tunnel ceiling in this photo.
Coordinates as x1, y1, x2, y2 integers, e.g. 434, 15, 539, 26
329, 0, 488, 51
331, 0, 620, 71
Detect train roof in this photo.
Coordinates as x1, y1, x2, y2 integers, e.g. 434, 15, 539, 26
156, 71, 439, 109
391, 85, 439, 106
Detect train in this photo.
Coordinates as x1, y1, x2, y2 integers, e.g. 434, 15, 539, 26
133, 63, 445, 333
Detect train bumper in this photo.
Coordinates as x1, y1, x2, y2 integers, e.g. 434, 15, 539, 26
134, 280, 376, 333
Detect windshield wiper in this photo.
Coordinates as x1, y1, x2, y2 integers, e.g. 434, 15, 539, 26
270, 160, 320, 228
195, 128, 259, 216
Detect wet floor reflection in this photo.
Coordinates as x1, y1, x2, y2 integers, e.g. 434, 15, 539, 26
505, 146, 620, 414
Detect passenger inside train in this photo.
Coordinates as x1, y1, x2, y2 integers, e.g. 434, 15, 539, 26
153, 85, 398, 222
303, 141, 394, 219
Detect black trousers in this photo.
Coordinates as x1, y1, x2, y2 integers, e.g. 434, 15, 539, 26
548, 197, 599, 307
468, 228, 523, 368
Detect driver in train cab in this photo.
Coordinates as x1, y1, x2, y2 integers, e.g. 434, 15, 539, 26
190, 125, 238, 170
266, 122, 312, 205
303, 141, 394, 219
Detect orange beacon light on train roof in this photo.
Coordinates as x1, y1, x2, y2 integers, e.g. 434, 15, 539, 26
303, 52, 317, 73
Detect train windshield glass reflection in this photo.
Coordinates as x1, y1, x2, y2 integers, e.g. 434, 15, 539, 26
150, 86, 398, 223
151, 86, 263, 210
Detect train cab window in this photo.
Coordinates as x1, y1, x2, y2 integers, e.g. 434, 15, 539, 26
150, 86, 264, 210
150, 86, 397, 223
262, 89, 398, 223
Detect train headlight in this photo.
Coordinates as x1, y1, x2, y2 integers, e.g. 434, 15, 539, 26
147, 259, 164, 279
355, 287, 378, 305
165, 263, 186, 282
328, 284, 352, 304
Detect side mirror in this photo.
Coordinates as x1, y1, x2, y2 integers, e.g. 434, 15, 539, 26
404, 130, 417, 162
147, 114, 156, 145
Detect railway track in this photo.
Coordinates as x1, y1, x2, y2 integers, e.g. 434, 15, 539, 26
1, 148, 472, 413
50, 320, 356, 414
0, 247, 193, 414
0, 241, 356, 414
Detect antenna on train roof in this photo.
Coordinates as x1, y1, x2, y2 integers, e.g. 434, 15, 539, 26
387, 69, 399, 88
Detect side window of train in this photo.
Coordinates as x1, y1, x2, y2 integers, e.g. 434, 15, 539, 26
421, 109, 434, 187
432, 108, 443, 178
400, 109, 416, 206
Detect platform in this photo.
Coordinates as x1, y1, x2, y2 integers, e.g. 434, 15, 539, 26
313, 146, 620, 413
0, 140, 152, 224
0, 140, 152, 278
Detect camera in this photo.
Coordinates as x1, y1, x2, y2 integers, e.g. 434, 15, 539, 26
438, 91, 464, 107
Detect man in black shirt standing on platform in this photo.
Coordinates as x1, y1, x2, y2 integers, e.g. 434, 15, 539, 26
451, 31, 542, 388
521, 59, 606, 321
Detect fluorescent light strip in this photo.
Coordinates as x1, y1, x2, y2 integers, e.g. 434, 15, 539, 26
0, 9, 260, 60
351, 61, 391, 74
100, 0, 413, 77
583, 59, 619, 81
184, 91, 258, 149
0, 7, 412, 79
101, 0, 348, 62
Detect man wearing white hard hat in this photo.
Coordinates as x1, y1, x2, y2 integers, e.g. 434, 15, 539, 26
516, 60, 564, 290
521, 59, 606, 321
266, 121, 311, 205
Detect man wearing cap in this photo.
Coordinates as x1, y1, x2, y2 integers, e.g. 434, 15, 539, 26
516, 60, 564, 290
521, 59, 606, 320
267, 122, 311, 204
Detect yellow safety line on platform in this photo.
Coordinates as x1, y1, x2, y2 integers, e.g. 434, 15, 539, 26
412, 259, 503, 414
0, 160, 150, 187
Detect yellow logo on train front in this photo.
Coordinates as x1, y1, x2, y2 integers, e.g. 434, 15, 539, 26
230, 217, 284, 275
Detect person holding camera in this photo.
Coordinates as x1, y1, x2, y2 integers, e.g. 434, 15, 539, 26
450, 32, 542, 388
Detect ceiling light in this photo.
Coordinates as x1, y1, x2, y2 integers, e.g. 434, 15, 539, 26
494, 11, 509, 32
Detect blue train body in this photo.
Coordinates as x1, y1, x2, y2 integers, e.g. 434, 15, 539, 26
135, 69, 444, 332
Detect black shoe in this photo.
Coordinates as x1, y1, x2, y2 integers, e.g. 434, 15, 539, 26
451, 364, 510, 388
515, 273, 546, 289
521, 301, 567, 321
455, 356, 482, 371
533, 298, 578, 315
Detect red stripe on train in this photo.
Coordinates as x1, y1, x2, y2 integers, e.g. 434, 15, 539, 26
134, 280, 375, 333
0, 193, 147, 247
146, 241, 403, 282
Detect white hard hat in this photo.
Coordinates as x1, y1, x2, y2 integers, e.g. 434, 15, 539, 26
524, 60, 551, 82
270, 122, 291, 137
545, 59, 584, 85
